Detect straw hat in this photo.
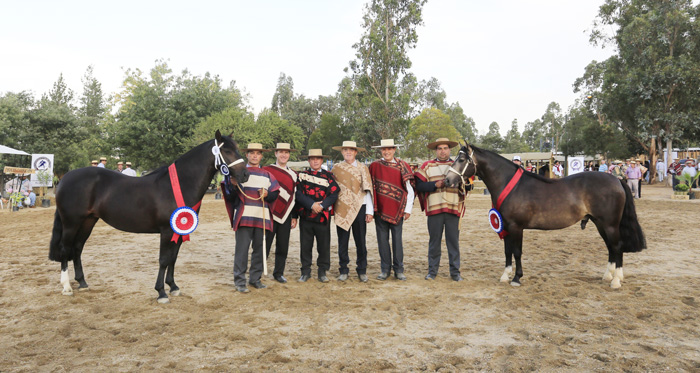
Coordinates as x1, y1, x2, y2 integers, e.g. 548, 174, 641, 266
91, 160, 98, 164
117, 161, 123, 165
125, 162, 132, 166
332, 141, 366, 152
99, 157, 107, 161
371, 139, 403, 149
630, 160, 637, 164
241, 143, 270, 152
269, 143, 297, 152
427, 138, 459, 150
301, 149, 329, 159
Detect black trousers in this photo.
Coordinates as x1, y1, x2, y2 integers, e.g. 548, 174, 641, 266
427, 213, 460, 277
299, 220, 331, 277
233, 227, 264, 287
266, 214, 293, 278
375, 217, 404, 274
337, 205, 368, 275
638, 178, 642, 198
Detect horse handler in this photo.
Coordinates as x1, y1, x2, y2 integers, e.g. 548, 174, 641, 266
263, 143, 299, 283
223, 143, 280, 293
295, 149, 340, 283
331, 141, 374, 283
414, 138, 466, 282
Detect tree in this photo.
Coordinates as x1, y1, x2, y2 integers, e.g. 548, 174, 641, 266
114, 60, 245, 169
522, 118, 550, 151
307, 114, 348, 161
256, 108, 306, 163
344, 0, 428, 144
541, 102, 564, 152
404, 108, 460, 160
478, 122, 505, 153
445, 103, 478, 144
583, 0, 700, 178
502, 119, 529, 153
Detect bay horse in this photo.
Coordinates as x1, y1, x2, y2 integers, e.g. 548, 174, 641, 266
49, 130, 249, 303
445, 143, 646, 288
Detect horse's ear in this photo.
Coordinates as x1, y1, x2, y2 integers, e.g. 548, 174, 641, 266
463, 138, 470, 147
215, 130, 223, 142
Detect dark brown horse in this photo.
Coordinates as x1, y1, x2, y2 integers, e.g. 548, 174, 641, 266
446, 144, 646, 288
49, 131, 249, 303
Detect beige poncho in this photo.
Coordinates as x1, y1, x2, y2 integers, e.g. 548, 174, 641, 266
332, 161, 373, 231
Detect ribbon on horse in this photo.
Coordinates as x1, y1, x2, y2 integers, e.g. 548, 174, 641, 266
169, 163, 202, 243
490, 168, 524, 239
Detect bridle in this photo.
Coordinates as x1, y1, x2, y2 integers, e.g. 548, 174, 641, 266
213, 139, 245, 173
448, 147, 476, 186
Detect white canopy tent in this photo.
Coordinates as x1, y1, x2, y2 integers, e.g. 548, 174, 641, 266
0, 145, 30, 155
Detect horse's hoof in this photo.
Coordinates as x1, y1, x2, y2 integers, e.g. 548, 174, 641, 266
157, 297, 170, 304
610, 279, 622, 289
170, 289, 181, 296
62, 289, 73, 296
500, 274, 510, 283
510, 281, 521, 287
78, 286, 89, 292
602, 272, 613, 282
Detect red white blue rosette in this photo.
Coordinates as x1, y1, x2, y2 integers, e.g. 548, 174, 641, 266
488, 208, 504, 234
170, 207, 199, 236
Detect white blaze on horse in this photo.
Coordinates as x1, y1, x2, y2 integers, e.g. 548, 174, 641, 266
445, 143, 646, 288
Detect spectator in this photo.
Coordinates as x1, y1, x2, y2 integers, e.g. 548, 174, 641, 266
586, 161, 596, 171
552, 160, 564, 178
525, 161, 536, 173
598, 159, 608, 173
668, 157, 682, 189
91, 160, 98, 167
681, 159, 698, 188
512, 155, 522, 168
655, 157, 666, 183
625, 160, 642, 198
611, 160, 626, 181
117, 162, 124, 173
98, 157, 107, 168
122, 162, 137, 177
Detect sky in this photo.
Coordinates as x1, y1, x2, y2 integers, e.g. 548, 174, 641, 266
0, 0, 615, 136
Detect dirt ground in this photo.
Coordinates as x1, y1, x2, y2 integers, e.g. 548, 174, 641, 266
1, 183, 699, 371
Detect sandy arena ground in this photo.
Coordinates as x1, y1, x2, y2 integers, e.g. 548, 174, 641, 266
0, 183, 699, 371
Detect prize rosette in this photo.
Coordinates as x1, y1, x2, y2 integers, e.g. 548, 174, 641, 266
170, 206, 199, 236
219, 164, 229, 176
488, 208, 504, 234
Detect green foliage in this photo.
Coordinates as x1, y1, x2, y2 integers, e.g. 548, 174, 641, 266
404, 108, 460, 160
675, 172, 699, 191
502, 120, 530, 153
479, 122, 505, 153
580, 0, 700, 158
114, 60, 245, 170
36, 169, 52, 198
307, 114, 348, 161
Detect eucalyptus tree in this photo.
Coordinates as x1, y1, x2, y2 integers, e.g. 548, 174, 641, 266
580, 0, 700, 176
343, 0, 428, 145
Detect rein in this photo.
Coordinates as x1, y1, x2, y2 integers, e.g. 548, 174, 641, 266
446, 148, 476, 230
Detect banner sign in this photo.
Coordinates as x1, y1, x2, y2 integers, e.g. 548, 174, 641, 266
567, 156, 585, 176
3, 167, 35, 175
30, 154, 54, 187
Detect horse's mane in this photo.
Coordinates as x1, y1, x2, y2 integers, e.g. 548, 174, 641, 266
470, 145, 556, 184
140, 135, 241, 178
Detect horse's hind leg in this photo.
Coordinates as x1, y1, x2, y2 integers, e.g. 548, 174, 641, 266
597, 223, 624, 288
73, 217, 98, 290
165, 245, 182, 296
155, 233, 179, 303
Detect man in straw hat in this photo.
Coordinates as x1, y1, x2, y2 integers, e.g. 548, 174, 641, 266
295, 149, 340, 283
222, 143, 280, 293
331, 141, 373, 283
414, 138, 465, 282
116, 161, 124, 173
369, 139, 415, 281
122, 161, 137, 177
668, 156, 682, 188
98, 157, 107, 168
262, 143, 299, 283
90, 160, 98, 167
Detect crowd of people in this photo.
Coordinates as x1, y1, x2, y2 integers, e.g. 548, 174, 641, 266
222, 138, 468, 293
91, 158, 138, 176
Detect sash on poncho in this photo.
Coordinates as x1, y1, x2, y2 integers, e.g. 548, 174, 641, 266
332, 161, 373, 231
414, 159, 464, 217
369, 159, 414, 225
263, 164, 297, 223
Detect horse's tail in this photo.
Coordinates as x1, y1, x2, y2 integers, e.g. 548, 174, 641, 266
618, 179, 646, 253
48, 211, 70, 262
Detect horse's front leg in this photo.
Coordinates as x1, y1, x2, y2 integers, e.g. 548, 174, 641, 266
505, 230, 524, 287
155, 233, 174, 303
60, 260, 73, 295
500, 242, 513, 283
165, 245, 182, 296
